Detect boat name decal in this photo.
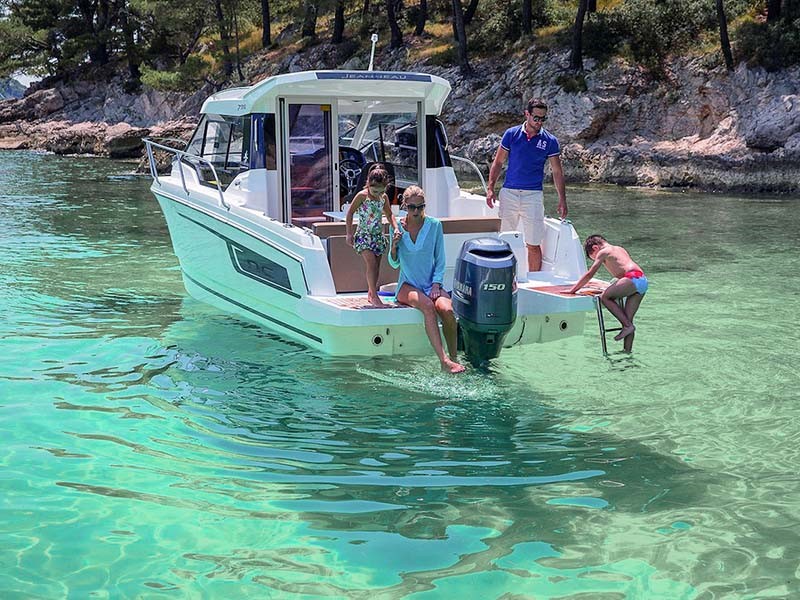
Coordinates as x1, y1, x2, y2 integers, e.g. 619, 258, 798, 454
316, 72, 432, 82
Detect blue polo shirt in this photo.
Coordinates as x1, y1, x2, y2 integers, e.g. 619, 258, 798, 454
500, 125, 560, 191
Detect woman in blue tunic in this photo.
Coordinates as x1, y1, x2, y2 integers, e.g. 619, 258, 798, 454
389, 186, 465, 373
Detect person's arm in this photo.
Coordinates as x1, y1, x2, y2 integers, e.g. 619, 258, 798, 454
381, 194, 398, 231
568, 257, 604, 294
429, 221, 446, 299
388, 220, 403, 269
486, 146, 508, 209
345, 194, 364, 246
549, 154, 567, 219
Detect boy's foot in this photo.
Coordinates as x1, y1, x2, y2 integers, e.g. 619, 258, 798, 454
367, 295, 386, 308
614, 324, 635, 341
442, 359, 466, 374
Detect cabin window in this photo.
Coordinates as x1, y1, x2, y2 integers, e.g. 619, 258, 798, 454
186, 114, 251, 188
359, 113, 419, 185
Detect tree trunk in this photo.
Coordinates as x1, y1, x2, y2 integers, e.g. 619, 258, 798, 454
522, 0, 532, 35
451, 0, 473, 76
119, 2, 141, 85
464, 0, 479, 25
86, 0, 110, 65
261, 0, 271, 47
214, 0, 233, 75
569, 0, 588, 72
415, 0, 428, 35
233, 0, 244, 80
386, 0, 403, 48
716, 0, 734, 71
766, 0, 781, 22
332, 0, 345, 43
785, 0, 798, 20
302, 1, 318, 38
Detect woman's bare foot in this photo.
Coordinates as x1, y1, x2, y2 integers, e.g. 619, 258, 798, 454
367, 294, 386, 308
442, 358, 466, 373
614, 324, 635, 341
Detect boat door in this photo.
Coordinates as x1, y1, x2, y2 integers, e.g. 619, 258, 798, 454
277, 99, 339, 227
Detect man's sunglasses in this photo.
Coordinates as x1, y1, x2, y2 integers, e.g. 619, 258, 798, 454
529, 115, 547, 123
405, 203, 425, 211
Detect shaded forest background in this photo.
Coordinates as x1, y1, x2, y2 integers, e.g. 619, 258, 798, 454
1, 0, 799, 93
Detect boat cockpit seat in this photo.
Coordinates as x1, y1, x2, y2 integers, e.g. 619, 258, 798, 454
313, 221, 397, 293
312, 217, 502, 294
438, 216, 502, 234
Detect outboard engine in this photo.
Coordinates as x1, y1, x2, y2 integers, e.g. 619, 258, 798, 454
452, 238, 517, 366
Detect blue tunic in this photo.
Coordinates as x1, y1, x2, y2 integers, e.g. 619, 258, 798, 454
500, 125, 561, 191
388, 217, 445, 296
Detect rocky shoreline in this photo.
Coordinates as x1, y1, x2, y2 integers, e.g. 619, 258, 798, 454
1, 47, 798, 193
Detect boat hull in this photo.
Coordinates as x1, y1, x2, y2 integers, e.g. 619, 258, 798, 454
154, 190, 592, 357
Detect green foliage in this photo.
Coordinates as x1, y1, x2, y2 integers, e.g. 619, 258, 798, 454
542, 0, 575, 27
735, 19, 800, 71
0, 12, 53, 77
140, 55, 208, 91
614, 0, 715, 74
470, 2, 521, 52
1, 0, 797, 91
426, 45, 457, 67
582, 13, 625, 65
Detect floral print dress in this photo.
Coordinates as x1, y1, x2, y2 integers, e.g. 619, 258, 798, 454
353, 196, 388, 255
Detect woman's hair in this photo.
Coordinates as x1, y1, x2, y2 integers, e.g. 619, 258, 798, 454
402, 185, 424, 204
584, 234, 606, 258
366, 165, 389, 185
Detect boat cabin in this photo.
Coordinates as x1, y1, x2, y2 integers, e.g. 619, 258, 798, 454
183, 71, 479, 228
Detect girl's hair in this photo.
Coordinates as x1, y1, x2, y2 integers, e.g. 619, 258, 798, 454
402, 185, 424, 204
366, 165, 389, 185
584, 234, 606, 258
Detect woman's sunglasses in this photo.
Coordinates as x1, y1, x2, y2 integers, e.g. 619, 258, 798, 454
405, 203, 425, 211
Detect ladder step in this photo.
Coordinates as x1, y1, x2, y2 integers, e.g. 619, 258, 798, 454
595, 296, 626, 355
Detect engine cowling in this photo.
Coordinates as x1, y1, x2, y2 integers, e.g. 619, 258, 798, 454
451, 238, 518, 366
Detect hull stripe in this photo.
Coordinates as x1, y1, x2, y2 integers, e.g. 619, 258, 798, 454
183, 273, 323, 344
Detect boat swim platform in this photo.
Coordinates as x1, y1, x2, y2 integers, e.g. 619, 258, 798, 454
316, 295, 404, 310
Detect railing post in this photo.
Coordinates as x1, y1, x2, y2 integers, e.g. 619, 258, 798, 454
450, 155, 488, 196
142, 138, 229, 211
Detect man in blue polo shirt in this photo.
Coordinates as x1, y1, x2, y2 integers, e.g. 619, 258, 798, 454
486, 97, 568, 272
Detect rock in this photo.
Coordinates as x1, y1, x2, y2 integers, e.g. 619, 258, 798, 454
25, 88, 65, 119
1, 49, 799, 193
0, 124, 28, 149
105, 123, 150, 158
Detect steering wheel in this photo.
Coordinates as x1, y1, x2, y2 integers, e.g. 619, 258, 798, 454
339, 146, 367, 198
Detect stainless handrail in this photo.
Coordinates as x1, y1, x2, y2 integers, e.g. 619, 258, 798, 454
143, 138, 229, 210
450, 154, 488, 195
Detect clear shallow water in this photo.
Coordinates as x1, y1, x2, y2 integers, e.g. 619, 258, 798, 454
2, 151, 799, 599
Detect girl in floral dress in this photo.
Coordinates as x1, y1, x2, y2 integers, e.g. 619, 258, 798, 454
345, 166, 398, 307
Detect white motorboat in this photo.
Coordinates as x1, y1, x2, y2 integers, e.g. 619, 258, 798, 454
144, 69, 596, 360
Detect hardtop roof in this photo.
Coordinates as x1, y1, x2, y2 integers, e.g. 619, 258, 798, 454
201, 70, 452, 117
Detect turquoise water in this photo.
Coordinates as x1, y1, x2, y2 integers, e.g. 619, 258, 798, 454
2, 151, 799, 599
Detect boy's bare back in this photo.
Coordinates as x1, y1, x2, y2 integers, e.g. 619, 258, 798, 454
596, 244, 642, 279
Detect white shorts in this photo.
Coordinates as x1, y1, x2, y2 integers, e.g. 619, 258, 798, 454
498, 188, 545, 245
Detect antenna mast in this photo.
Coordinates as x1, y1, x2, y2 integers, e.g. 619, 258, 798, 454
368, 34, 378, 71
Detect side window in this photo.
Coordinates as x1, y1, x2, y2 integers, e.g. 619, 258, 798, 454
186, 114, 251, 187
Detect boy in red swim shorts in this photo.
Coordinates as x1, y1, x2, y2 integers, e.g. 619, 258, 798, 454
568, 234, 648, 352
